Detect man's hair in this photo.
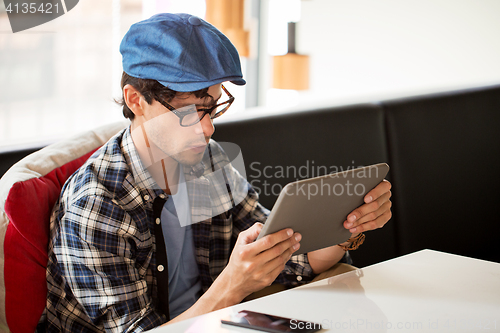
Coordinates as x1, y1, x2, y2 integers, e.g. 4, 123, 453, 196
116, 72, 212, 120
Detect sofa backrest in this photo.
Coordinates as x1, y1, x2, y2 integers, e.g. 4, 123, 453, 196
383, 84, 500, 262
0, 147, 42, 180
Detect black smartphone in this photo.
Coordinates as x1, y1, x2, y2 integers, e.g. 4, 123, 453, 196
220, 310, 323, 333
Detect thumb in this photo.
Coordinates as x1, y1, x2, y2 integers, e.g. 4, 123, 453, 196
237, 222, 263, 245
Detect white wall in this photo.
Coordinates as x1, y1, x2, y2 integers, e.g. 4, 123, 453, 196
261, 0, 500, 110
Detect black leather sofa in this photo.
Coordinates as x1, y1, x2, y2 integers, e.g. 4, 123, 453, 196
382, 85, 500, 264
214, 84, 500, 267
2, 84, 499, 267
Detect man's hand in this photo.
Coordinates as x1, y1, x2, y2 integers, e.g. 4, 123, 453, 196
344, 179, 392, 233
308, 179, 392, 274
218, 223, 302, 303
166, 223, 301, 325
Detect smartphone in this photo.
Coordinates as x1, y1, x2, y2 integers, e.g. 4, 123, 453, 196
221, 310, 322, 333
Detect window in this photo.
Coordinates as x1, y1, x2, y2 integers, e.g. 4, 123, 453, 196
0, 0, 247, 149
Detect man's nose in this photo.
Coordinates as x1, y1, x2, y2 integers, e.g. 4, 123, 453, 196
195, 113, 215, 138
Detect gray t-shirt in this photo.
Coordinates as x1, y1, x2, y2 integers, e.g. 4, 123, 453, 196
160, 171, 202, 319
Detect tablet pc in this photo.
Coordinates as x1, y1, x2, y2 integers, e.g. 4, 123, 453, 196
256, 163, 389, 254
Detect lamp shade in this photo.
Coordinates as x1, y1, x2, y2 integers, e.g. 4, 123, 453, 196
273, 53, 309, 90
272, 22, 309, 90
205, 0, 249, 57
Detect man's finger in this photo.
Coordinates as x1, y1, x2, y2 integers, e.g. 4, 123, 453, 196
363, 179, 391, 203
237, 222, 264, 245
355, 199, 392, 225
242, 227, 295, 258
350, 209, 392, 233
346, 191, 391, 227
347, 201, 392, 232
257, 233, 301, 263
348, 192, 391, 226
253, 228, 294, 249
261, 244, 298, 278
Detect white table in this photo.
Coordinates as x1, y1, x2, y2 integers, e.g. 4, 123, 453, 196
152, 250, 500, 332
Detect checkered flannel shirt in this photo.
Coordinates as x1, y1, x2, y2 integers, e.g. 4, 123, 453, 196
38, 127, 316, 332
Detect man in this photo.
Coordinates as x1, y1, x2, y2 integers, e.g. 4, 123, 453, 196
39, 13, 392, 332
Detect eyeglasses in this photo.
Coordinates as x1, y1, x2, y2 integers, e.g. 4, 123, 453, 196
155, 85, 234, 127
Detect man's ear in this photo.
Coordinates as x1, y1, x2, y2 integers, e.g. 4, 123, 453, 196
123, 84, 146, 117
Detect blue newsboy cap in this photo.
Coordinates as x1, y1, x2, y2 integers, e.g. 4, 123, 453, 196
120, 13, 246, 92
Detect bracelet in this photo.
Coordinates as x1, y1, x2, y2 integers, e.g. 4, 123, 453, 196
338, 233, 365, 251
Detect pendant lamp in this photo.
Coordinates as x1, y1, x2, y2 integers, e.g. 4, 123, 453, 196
205, 0, 250, 57
273, 22, 309, 90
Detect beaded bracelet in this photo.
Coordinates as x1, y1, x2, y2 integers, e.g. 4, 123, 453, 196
339, 232, 366, 251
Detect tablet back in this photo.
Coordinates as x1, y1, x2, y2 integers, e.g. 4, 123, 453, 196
256, 163, 389, 255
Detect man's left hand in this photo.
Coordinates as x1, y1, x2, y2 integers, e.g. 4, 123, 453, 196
343, 179, 392, 233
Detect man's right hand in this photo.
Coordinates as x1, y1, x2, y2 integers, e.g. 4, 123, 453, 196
165, 223, 301, 325
219, 223, 302, 302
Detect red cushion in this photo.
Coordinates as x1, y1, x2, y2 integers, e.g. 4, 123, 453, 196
3, 149, 97, 333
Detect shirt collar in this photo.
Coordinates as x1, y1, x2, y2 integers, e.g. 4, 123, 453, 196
122, 126, 163, 199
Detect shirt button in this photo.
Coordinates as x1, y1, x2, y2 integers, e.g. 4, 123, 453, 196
155, 218, 161, 225
143, 195, 150, 201
159, 193, 166, 199
296, 275, 302, 281
157, 265, 164, 272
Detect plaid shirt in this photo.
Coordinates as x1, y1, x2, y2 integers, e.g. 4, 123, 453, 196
39, 127, 316, 332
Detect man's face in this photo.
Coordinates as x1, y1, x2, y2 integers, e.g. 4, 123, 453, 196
136, 84, 221, 166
